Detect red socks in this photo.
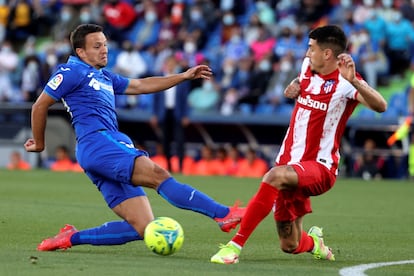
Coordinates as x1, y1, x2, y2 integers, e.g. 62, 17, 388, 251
232, 182, 278, 247
293, 231, 314, 254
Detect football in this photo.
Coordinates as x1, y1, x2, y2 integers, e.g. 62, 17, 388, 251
144, 217, 184, 256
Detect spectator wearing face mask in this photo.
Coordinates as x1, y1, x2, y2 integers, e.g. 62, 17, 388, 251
384, 10, 414, 77
127, 2, 160, 50
0, 41, 19, 102
188, 77, 220, 114
21, 55, 43, 102
51, 5, 80, 41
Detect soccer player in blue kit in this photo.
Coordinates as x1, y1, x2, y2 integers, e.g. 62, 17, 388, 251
24, 24, 245, 251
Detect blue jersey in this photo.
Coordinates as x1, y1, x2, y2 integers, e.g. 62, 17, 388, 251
44, 56, 130, 140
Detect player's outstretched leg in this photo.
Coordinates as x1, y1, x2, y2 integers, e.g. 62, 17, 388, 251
308, 226, 335, 261
37, 221, 142, 251
157, 177, 245, 232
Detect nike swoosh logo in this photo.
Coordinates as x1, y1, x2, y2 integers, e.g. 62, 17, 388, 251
60, 67, 71, 71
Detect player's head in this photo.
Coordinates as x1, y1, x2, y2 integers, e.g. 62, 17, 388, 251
305, 25, 347, 72
70, 24, 108, 69
308, 25, 347, 56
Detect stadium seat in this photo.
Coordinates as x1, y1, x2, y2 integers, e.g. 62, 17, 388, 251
358, 108, 377, 118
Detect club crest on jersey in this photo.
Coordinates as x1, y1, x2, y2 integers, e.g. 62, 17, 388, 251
323, 80, 335, 94
47, 74, 63, 90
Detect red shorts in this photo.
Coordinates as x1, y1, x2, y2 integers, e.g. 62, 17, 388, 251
273, 161, 336, 222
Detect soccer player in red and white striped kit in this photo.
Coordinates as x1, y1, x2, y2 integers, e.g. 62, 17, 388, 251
211, 25, 387, 264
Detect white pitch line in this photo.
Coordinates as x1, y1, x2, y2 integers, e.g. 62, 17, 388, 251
339, 260, 414, 276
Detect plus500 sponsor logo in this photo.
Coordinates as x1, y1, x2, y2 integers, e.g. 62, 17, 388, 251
297, 95, 327, 111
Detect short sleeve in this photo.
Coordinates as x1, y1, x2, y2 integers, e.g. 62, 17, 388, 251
43, 67, 80, 101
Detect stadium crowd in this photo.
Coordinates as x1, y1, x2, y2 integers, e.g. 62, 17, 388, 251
1, 0, 413, 178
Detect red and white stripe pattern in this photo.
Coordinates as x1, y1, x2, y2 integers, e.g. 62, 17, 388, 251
276, 58, 361, 175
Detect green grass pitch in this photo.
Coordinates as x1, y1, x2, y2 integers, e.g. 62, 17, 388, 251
1, 170, 414, 276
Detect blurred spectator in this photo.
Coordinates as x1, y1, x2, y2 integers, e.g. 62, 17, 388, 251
192, 144, 221, 176
249, 24, 276, 62
79, 5, 94, 24
363, 8, 387, 48
50, 145, 77, 172
178, 4, 208, 48
296, 0, 332, 28
221, 25, 249, 62
176, 35, 204, 68
217, 58, 239, 93
21, 55, 43, 102
170, 154, 195, 175
0, 0, 9, 44
235, 147, 269, 178
220, 87, 239, 115
7, 150, 31, 170
213, 146, 234, 176
188, 77, 220, 114
150, 142, 169, 170
260, 54, 296, 112
384, 9, 414, 77
128, 1, 160, 50
103, 0, 137, 46
113, 40, 148, 108
225, 144, 243, 176
238, 55, 273, 109
352, 138, 385, 180
0, 41, 19, 102
254, 0, 276, 27
150, 55, 190, 173
243, 12, 262, 46
400, 0, 414, 22
220, 10, 240, 44
6, 0, 35, 44
352, 27, 388, 88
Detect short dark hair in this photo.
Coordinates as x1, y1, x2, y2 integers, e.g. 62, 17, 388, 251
308, 25, 347, 57
70, 24, 103, 55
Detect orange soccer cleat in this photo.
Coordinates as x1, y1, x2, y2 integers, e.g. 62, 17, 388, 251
214, 201, 246, 233
37, 224, 78, 251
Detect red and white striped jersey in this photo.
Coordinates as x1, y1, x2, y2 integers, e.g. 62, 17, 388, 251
275, 57, 361, 175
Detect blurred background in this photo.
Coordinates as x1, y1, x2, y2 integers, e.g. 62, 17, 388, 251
1, 0, 413, 179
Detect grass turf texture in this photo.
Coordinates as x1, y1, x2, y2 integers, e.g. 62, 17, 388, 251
1, 170, 413, 276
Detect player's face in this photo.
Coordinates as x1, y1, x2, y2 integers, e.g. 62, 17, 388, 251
305, 38, 325, 73
77, 32, 108, 69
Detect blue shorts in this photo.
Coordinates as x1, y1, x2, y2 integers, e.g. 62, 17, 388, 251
76, 130, 148, 209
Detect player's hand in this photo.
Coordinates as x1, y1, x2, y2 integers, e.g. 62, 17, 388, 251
24, 138, 44, 152
337, 53, 356, 83
183, 65, 213, 80
284, 79, 300, 99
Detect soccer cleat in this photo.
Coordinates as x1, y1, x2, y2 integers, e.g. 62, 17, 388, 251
211, 242, 241, 264
214, 201, 246, 233
37, 224, 78, 251
308, 226, 335, 261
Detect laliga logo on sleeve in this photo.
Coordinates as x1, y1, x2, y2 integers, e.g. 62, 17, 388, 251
47, 74, 63, 90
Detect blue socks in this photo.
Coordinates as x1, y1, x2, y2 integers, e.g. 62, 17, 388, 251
69, 177, 229, 246
157, 177, 229, 218
70, 221, 142, 246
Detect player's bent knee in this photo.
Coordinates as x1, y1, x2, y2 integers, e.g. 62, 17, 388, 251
264, 166, 289, 189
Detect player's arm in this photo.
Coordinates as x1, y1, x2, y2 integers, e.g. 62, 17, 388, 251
352, 79, 387, 113
24, 92, 56, 152
337, 53, 387, 113
124, 64, 213, 95
284, 77, 300, 99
